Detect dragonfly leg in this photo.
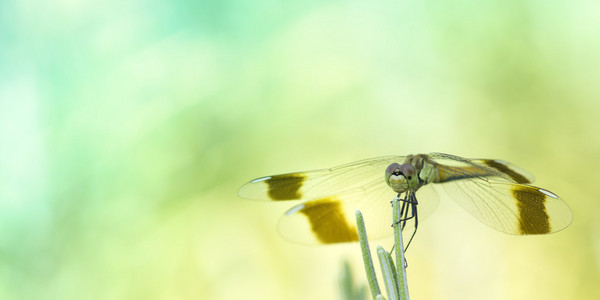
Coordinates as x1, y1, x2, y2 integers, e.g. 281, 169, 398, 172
392, 192, 419, 252
400, 193, 410, 230
395, 192, 418, 225
403, 192, 419, 251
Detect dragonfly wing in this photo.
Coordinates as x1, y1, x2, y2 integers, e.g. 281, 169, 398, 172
414, 184, 439, 221
278, 179, 441, 245
238, 156, 406, 201
427, 152, 535, 184
277, 185, 392, 244
439, 178, 572, 235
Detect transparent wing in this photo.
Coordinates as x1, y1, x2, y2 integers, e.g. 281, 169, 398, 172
425, 153, 570, 234
427, 152, 535, 184
238, 156, 406, 201
439, 179, 572, 235
278, 181, 439, 245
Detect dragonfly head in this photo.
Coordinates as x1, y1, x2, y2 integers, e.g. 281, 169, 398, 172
385, 163, 417, 193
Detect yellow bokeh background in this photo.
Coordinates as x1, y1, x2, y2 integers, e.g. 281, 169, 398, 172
1, 0, 599, 299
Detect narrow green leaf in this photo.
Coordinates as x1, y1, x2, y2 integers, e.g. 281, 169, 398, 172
377, 246, 399, 300
392, 198, 410, 300
355, 210, 381, 299
340, 260, 367, 300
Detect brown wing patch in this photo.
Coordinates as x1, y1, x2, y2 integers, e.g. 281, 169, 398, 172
298, 197, 359, 244
266, 174, 306, 200
483, 160, 531, 184
512, 186, 550, 234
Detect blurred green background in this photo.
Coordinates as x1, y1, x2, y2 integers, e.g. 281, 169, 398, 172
1, 0, 599, 299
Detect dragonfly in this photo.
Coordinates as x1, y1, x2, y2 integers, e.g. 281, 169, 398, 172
238, 153, 572, 247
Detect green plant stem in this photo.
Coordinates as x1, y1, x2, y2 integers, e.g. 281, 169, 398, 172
393, 197, 410, 300
355, 210, 381, 299
377, 246, 399, 300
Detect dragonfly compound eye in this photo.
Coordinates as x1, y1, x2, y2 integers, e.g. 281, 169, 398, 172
399, 163, 416, 179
